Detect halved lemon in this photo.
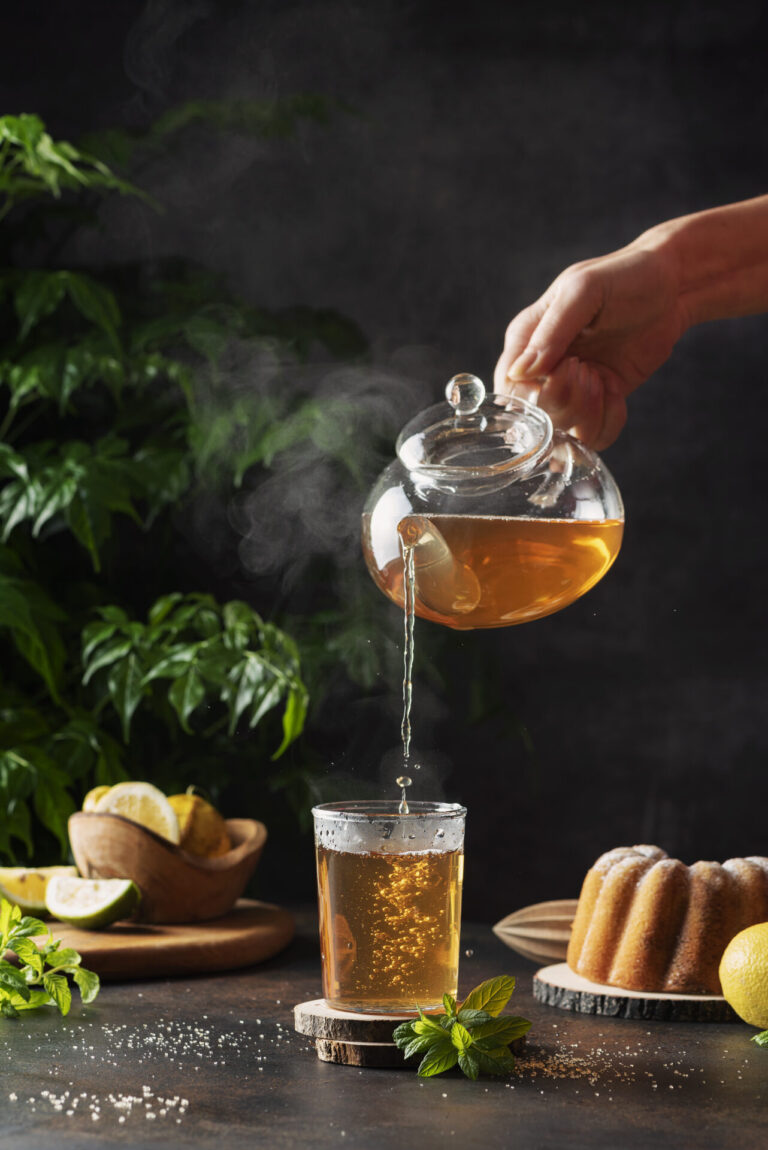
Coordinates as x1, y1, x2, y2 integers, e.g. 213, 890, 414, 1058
0, 865, 79, 916
94, 781, 180, 843
45, 875, 141, 930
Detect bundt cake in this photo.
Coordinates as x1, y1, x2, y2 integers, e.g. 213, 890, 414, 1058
567, 845, 768, 995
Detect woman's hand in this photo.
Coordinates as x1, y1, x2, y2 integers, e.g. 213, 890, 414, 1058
494, 238, 687, 449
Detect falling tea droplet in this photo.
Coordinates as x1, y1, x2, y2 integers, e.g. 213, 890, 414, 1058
396, 776, 412, 789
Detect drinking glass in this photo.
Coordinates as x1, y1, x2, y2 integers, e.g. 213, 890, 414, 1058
312, 800, 466, 1013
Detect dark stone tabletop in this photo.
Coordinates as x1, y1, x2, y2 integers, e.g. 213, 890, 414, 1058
2, 909, 765, 1150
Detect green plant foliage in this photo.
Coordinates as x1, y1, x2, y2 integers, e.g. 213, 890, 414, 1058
0, 108, 396, 865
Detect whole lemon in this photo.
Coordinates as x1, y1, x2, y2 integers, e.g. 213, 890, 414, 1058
167, 792, 231, 858
718, 922, 768, 1028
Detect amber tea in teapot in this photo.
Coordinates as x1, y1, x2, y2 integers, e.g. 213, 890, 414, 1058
362, 374, 624, 629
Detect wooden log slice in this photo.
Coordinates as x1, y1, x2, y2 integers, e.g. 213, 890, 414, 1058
533, 962, 739, 1023
294, 999, 416, 1043
315, 1040, 419, 1068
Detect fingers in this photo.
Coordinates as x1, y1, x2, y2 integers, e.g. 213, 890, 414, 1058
494, 300, 546, 393
536, 359, 627, 450
495, 267, 604, 389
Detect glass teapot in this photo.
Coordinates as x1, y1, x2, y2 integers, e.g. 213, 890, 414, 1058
362, 373, 624, 629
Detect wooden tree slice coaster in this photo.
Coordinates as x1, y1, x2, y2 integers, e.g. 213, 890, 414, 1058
534, 962, 739, 1023
294, 999, 526, 1068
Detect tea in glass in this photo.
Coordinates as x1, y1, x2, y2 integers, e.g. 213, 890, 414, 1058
313, 801, 466, 1013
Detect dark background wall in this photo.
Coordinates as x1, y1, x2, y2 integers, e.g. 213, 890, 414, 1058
5, 0, 768, 920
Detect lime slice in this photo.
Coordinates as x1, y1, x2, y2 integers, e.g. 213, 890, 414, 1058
45, 875, 141, 930
94, 781, 180, 844
0, 865, 79, 916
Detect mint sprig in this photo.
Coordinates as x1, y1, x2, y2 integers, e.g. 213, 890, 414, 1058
393, 975, 531, 1079
0, 897, 100, 1019
752, 1030, 768, 1048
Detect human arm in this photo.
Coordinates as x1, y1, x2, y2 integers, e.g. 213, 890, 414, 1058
494, 195, 768, 448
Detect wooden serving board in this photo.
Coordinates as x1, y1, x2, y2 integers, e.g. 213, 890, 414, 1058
36, 899, 294, 981
533, 962, 739, 1023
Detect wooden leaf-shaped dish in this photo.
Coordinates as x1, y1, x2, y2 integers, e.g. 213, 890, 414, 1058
493, 899, 578, 964
68, 812, 267, 924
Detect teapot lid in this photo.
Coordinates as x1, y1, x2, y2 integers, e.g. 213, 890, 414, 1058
396, 373, 553, 480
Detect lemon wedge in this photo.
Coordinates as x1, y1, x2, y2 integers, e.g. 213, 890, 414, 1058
94, 781, 180, 844
45, 875, 141, 930
0, 865, 78, 916
82, 784, 112, 812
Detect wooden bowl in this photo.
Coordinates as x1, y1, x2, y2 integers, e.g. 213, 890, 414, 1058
68, 813, 267, 924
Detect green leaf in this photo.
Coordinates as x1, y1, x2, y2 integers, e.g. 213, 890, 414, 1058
14, 271, 68, 340
15, 916, 49, 939
168, 665, 205, 733
392, 1020, 418, 1047
471, 1016, 532, 1051
458, 1050, 480, 1081
82, 638, 133, 684
271, 682, 309, 759
412, 1015, 446, 1038
460, 976, 516, 1018
400, 1034, 438, 1060
472, 1047, 517, 1076
0, 963, 30, 1000
442, 993, 457, 1018
7, 937, 43, 975
64, 273, 122, 353
752, 1030, 768, 1048
33, 770, 76, 856
450, 1021, 473, 1053
72, 966, 100, 1004
416, 1040, 459, 1078
106, 652, 146, 742
45, 947, 82, 969
42, 971, 72, 1016
455, 1008, 492, 1027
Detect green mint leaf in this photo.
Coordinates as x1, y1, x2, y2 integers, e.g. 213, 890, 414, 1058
1, 899, 22, 939
15, 916, 50, 939
752, 1030, 768, 1048
392, 1021, 418, 1048
0, 964, 31, 1000
0, 997, 20, 1018
72, 967, 100, 1005
417, 1040, 459, 1078
458, 1050, 480, 1081
17, 989, 53, 1012
450, 1021, 473, 1054
473, 1047, 517, 1076
456, 1008, 493, 1027
461, 976, 516, 1018
472, 1016, 532, 1051
42, 972, 72, 1016
413, 1016, 446, 1038
7, 938, 43, 975
442, 993, 457, 1018
45, 948, 82, 970
401, 1034, 438, 1060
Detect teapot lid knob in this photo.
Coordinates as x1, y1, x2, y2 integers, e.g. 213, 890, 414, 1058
445, 373, 486, 415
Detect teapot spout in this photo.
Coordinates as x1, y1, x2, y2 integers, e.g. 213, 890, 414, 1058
397, 516, 481, 616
